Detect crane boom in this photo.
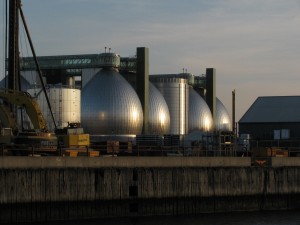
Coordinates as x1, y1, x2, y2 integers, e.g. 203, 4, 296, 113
0, 104, 18, 131
0, 88, 48, 131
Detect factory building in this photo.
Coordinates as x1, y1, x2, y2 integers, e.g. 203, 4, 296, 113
1, 47, 232, 147
239, 96, 300, 140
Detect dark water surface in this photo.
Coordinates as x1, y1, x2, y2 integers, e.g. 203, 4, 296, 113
10, 210, 300, 225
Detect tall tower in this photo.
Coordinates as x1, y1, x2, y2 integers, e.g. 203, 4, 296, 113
8, 0, 21, 91
206, 68, 216, 131
136, 47, 149, 134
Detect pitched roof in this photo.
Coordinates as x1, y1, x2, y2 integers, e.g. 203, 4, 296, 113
239, 96, 300, 123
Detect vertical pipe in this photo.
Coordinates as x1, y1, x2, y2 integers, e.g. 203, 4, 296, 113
136, 47, 149, 134
4, 0, 8, 88
67, 76, 75, 87
19, 6, 57, 129
232, 89, 235, 134
206, 68, 216, 131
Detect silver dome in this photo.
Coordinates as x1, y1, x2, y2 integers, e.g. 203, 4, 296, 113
149, 82, 170, 134
189, 87, 213, 132
216, 98, 232, 131
81, 68, 143, 135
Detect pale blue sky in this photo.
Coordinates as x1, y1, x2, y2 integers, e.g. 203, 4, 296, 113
1, 0, 300, 121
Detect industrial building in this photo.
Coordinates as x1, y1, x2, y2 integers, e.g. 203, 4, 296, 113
239, 96, 300, 140
238, 96, 300, 156
1, 47, 232, 151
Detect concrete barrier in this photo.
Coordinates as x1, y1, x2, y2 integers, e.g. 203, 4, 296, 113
0, 156, 299, 223
271, 157, 300, 167
0, 156, 251, 169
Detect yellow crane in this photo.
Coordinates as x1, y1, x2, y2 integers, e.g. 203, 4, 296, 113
0, 88, 57, 155
0, 1, 89, 155
0, 88, 48, 132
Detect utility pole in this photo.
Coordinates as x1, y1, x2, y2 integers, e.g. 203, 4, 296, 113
232, 89, 236, 135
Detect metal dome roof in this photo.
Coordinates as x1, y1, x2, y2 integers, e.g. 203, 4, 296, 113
148, 82, 170, 134
189, 87, 213, 132
81, 68, 143, 135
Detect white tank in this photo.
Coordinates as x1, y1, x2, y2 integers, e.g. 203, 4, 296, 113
27, 87, 81, 131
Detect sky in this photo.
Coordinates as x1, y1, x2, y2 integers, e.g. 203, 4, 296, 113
1, 0, 300, 122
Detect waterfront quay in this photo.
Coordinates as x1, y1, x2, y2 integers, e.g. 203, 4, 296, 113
0, 156, 300, 223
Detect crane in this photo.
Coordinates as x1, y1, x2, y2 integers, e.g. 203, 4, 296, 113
0, 88, 48, 132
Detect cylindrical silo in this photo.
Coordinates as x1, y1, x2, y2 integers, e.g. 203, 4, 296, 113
27, 86, 81, 131
150, 77, 189, 135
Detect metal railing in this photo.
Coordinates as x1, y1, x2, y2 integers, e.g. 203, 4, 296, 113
1, 142, 299, 159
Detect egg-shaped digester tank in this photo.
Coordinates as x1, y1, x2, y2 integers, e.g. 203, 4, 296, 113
189, 87, 213, 132
81, 67, 143, 135
216, 98, 232, 131
148, 82, 170, 134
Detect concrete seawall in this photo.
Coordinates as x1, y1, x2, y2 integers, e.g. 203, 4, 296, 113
0, 156, 251, 168
0, 157, 299, 223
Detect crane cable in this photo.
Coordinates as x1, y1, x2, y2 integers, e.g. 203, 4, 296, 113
19, 15, 33, 89
19, 5, 57, 130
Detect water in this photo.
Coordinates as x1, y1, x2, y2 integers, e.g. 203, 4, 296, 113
9, 210, 300, 225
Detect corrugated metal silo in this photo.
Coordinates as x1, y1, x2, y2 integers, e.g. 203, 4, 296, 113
27, 86, 81, 131
150, 77, 189, 135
